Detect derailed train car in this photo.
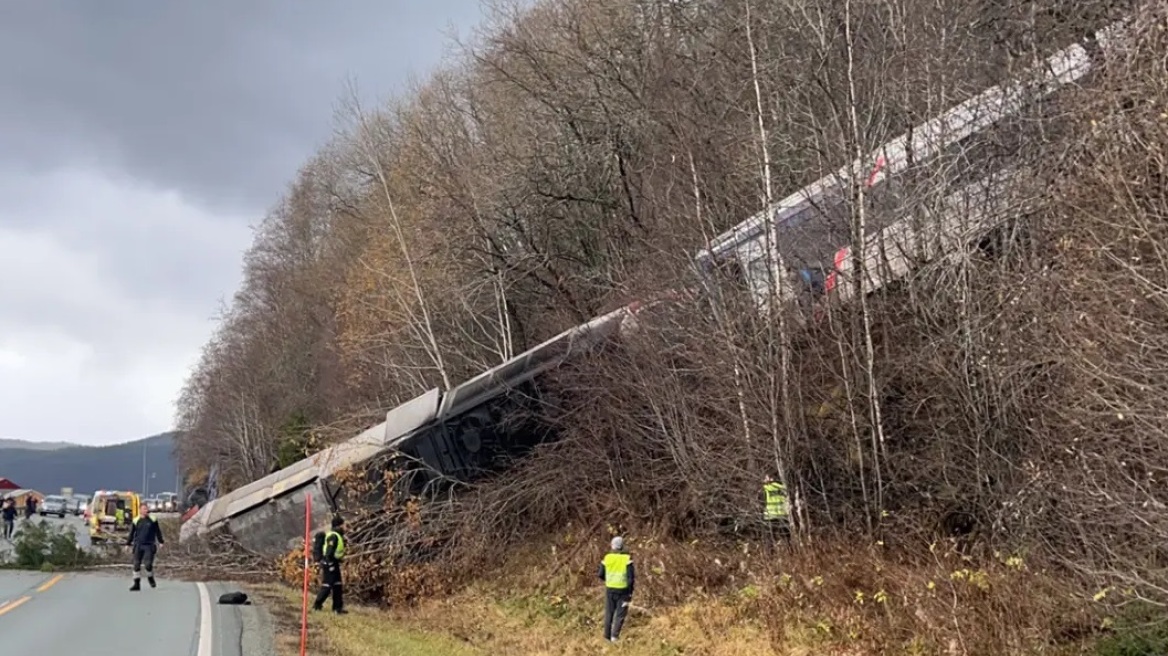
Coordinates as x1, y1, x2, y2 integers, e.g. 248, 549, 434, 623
180, 303, 641, 555
694, 13, 1136, 314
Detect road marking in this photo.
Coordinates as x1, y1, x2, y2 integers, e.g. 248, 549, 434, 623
36, 574, 64, 592
0, 596, 30, 616
0, 573, 67, 618
196, 581, 213, 656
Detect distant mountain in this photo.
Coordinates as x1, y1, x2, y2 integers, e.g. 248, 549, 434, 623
0, 432, 181, 497
0, 438, 78, 451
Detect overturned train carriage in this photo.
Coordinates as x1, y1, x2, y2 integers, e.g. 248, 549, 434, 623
180, 304, 638, 556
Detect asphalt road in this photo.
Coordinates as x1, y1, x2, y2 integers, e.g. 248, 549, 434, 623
0, 513, 256, 655
0, 569, 246, 656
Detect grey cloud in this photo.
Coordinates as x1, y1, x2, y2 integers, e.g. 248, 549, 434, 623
0, 0, 484, 215
0, 2, 483, 444
0, 169, 249, 309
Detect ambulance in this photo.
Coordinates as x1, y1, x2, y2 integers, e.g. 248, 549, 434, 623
86, 490, 141, 543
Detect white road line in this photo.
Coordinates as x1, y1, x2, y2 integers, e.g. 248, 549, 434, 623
197, 581, 213, 656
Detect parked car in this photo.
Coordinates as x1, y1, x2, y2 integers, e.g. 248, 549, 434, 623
157, 491, 178, 512
40, 495, 69, 518
143, 497, 162, 512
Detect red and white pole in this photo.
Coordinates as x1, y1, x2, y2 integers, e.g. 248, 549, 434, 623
299, 493, 312, 655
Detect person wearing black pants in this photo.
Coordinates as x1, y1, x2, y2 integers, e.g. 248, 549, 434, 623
127, 506, 164, 591
2, 499, 15, 540
313, 515, 348, 614
598, 536, 635, 643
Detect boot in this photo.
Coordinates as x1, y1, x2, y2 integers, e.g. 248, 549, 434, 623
148, 576, 156, 588
130, 579, 141, 591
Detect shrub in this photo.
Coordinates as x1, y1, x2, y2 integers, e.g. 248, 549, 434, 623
9, 519, 92, 570
1094, 603, 1168, 656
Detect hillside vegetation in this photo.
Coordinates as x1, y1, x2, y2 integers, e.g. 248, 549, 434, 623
0, 439, 77, 451
177, 0, 1168, 652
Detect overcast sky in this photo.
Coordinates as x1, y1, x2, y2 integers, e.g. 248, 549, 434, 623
0, 1, 484, 446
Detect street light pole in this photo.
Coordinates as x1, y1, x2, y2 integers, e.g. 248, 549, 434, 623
141, 440, 147, 494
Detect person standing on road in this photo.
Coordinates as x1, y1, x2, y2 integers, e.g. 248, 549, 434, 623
312, 515, 348, 614
598, 536, 635, 643
24, 495, 36, 521
2, 499, 16, 540
126, 505, 164, 591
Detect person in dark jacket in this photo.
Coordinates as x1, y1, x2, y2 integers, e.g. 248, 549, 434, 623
312, 515, 348, 614
2, 499, 16, 540
24, 495, 36, 519
598, 536, 635, 643
127, 505, 165, 591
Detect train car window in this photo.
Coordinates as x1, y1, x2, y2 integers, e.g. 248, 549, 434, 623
797, 267, 828, 297
713, 255, 747, 289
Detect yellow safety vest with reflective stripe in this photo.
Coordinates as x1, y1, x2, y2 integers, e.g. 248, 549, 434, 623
763, 482, 789, 520
326, 531, 345, 560
603, 552, 631, 590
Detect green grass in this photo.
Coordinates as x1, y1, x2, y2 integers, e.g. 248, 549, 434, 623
320, 608, 479, 656
256, 583, 480, 656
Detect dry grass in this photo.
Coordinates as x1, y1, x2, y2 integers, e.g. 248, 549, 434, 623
257, 582, 773, 656
254, 583, 478, 656
255, 535, 1116, 656
258, 540, 777, 656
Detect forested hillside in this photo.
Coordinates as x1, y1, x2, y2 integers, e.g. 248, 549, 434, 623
0, 432, 179, 494
176, 0, 1168, 652
0, 439, 76, 451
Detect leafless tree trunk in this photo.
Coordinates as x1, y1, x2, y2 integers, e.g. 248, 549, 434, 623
841, 0, 889, 521
745, 0, 801, 536
342, 83, 453, 390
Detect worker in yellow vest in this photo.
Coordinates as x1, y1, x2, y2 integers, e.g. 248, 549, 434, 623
598, 536, 635, 643
762, 475, 790, 549
312, 515, 348, 614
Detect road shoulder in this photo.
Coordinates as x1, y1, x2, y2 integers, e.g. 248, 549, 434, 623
240, 585, 278, 656
202, 580, 279, 656
252, 583, 482, 656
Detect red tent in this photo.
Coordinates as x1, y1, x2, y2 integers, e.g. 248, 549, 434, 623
0, 478, 20, 491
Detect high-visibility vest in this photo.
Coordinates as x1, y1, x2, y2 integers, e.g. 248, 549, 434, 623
763, 482, 789, 520
603, 552, 631, 590
326, 531, 345, 559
